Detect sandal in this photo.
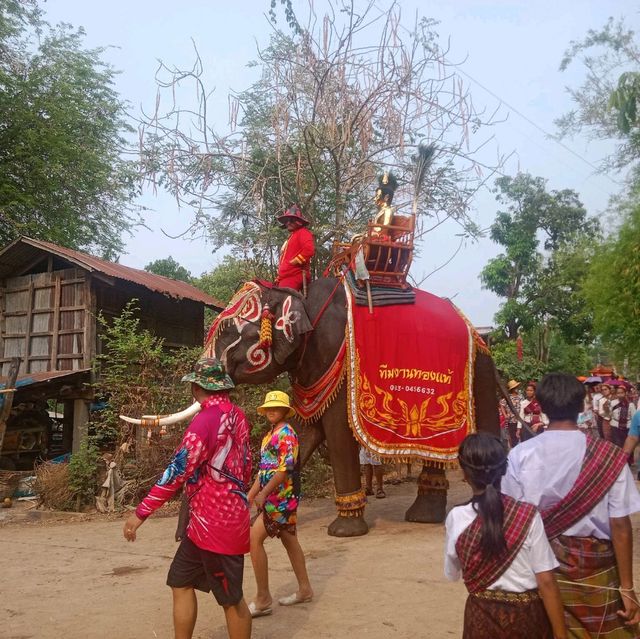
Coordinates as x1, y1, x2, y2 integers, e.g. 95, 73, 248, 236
279, 593, 313, 606
248, 602, 273, 618
365, 487, 374, 496
375, 488, 386, 499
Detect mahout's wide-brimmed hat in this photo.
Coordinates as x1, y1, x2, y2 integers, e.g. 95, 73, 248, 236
181, 357, 235, 391
276, 204, 310, 227
257, 390, 295, 418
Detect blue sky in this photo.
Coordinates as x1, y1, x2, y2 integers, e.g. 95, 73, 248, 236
42, 1, 637, 325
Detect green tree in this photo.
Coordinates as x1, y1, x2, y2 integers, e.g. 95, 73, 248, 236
0, 0, 138, 258
144, 256, 193, 283
480, 173, 599, 344
583, 196, 640, 372
555, 17, 640, 171
195, 256, 268, 305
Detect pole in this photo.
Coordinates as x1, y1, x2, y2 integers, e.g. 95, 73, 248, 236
302, 271, 308, 298
0, 357, 21, 455
365, 280, 374, 315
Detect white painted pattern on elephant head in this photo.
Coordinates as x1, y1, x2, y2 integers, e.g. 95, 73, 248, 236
274, 295, 300, 343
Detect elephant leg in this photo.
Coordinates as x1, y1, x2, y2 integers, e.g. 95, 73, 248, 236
404, 462, 448, 523
320, 388, 369, 537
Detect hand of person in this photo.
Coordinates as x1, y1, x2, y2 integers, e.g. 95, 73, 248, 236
617, 589, 640, 626
254, 491, 266, 511
123, 513, 144, 542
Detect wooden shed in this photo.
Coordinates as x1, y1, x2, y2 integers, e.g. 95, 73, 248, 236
0, 237, 223, 467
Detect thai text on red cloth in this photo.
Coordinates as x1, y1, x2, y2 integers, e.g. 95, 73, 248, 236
344, 282, 485, 463
455, 495, 537, 593
541, 436, 628, 539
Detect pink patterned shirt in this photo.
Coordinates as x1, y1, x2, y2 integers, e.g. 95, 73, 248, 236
135, 394, 252, 555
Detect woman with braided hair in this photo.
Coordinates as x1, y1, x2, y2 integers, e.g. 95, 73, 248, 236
444, 434, 566, 639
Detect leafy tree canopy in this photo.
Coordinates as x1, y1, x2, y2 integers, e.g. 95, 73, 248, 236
144, 256, 193, 283
195, 256, 269, 305
556, 17, 640, 172
583, 194, 640, 372
0, 0, 138, 259
480, 173, 599, 343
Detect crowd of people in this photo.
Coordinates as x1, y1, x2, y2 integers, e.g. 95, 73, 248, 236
117, 353, 640, 639
450, 373, 640, 638
499, 377, 639, 460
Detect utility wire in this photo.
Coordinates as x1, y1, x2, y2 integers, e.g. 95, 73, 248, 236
452, 66, 623, 187
370, 0, 623, 188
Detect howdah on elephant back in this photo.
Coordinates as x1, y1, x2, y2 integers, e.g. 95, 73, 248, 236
202, 276, 499, 537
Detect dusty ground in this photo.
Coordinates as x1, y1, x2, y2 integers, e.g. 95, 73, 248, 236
2, 471, 640, 639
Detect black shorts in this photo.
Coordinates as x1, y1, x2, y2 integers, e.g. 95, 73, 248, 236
166, 537, 244, 607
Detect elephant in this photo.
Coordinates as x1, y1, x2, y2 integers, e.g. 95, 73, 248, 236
207, 277, 500, 538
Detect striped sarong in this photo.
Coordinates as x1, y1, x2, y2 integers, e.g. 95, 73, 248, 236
551, 535, 639, 638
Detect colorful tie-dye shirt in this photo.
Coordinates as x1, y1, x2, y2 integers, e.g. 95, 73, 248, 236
135, 394, 251, 555
259, 423, 299, 525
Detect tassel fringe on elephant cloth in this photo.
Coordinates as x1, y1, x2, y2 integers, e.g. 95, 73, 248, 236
343, 281, 488, 465
550, 535, 640, 638
462, 589, 553, 639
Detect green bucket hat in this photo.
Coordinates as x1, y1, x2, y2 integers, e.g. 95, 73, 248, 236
181, 357, 235, 391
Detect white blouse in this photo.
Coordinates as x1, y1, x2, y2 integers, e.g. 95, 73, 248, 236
444, 503, 558, 592
610, 399, 637, 429
518, 399, 549, 428
502, 430, 640, 539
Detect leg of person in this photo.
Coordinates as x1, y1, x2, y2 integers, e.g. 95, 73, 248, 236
201, 550, 251, 638
172, 587, 198, 639
278, 529, 314, 605
363, 464, 373, 495
249, 513, 273, 614
374, 464, 385, 498
167, 538, 211, 639
222, 600, 251, 639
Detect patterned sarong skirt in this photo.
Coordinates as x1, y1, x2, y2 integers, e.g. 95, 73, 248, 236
551, 535, 640, 638
462, 589, 553, 639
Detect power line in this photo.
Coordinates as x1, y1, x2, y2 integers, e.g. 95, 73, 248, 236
369, 0, 623, 188
452, 66, 623, 187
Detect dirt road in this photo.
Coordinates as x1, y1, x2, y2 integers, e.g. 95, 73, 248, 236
2, 472, 639, 639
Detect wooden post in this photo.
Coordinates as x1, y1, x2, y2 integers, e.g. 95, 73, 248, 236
0, 357, 21, 454
72, 399, 90, 453
365, 280, 374, 315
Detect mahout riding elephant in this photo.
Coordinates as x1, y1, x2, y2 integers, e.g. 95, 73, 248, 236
207, 277, 500, 537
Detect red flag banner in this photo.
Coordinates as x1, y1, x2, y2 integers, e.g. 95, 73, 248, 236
344, 282, 482, 465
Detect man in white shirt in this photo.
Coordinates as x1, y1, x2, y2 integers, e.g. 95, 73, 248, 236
502, 372, 640, 637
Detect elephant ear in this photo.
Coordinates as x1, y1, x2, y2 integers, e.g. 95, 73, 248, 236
271, 292, 313, 365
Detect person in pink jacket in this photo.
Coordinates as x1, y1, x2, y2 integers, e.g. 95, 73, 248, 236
123, 358, 252, 639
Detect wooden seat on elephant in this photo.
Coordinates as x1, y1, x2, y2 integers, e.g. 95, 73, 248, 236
363, 213, 415, 289
328, 213, 415, 290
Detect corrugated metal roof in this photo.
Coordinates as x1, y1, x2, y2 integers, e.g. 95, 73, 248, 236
0, 369, 91, 390
0, 237, 224, 309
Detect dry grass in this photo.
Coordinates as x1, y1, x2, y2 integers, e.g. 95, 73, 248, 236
34, 462, 74, 511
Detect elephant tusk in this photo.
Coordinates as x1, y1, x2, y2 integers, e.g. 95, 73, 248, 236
119, 402, 201, 426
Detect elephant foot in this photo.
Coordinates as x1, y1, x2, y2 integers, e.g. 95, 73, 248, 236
329, 488, 368, 536
328, 514, 369, 537
404, 493, 446, 523
405, 465, 449, 523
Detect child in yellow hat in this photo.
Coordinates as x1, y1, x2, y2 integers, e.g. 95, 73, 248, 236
247, 390, 313, 618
